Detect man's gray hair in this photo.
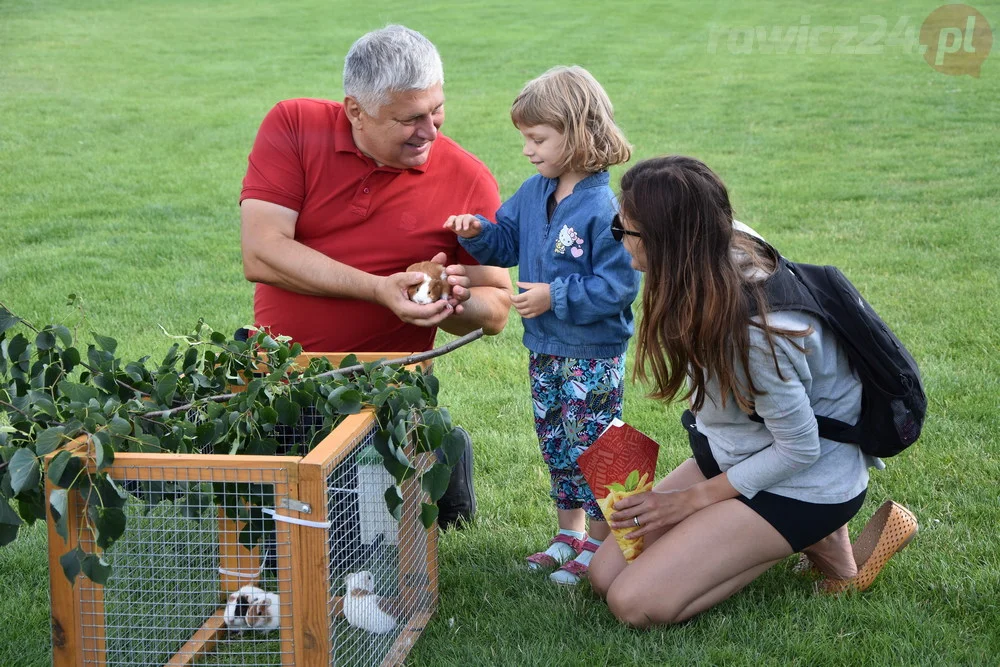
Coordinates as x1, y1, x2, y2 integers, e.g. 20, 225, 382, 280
343, 25, 444, 114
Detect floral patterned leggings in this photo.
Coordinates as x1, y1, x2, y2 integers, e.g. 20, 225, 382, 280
529, 352, 625, 521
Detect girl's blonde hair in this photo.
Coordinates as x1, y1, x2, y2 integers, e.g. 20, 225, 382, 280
510, 66, 631, 173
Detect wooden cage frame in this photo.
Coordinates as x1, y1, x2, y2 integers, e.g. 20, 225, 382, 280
46, 352, 438, 667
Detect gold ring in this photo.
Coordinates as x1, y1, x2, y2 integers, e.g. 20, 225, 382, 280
633, 516, 640, 527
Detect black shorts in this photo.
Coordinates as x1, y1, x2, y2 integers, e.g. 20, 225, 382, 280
681, 410, 866, 552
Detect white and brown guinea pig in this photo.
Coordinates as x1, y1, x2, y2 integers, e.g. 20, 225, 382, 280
406, 261, 451, 304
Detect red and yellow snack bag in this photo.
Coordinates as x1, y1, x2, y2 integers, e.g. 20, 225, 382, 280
578, 420, 660, 563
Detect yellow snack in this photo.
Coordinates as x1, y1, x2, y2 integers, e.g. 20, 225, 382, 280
596, 471, 652, 563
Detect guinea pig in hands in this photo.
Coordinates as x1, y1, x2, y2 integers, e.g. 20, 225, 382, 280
223, 585, 281, 632
406, 261, 450, 305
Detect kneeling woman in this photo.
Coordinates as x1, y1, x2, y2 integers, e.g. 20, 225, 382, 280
588, 156, 916, 626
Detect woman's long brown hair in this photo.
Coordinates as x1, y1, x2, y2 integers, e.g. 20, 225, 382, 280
620, 156, 805, 413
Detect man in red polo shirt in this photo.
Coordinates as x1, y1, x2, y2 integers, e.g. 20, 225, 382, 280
240, 27, 510, 352
240, 25, 511, 527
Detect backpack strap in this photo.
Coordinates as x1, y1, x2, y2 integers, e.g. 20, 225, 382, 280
740, 233, 863, 444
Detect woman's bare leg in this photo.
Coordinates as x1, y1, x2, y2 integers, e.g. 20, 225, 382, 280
589, 458, 707, 598
800, 524, 858, 579
604, 498, 793, 627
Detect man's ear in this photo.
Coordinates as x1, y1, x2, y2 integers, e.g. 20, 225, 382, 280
343, 96, 365, 129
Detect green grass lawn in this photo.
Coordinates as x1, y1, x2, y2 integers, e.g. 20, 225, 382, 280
2, 0, 999, 664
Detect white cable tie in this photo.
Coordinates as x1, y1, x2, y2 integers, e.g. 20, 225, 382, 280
262, 507, 331, 529
218, 549, 269, 579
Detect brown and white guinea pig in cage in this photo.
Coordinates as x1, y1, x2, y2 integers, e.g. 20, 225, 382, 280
223, 585, 280, 632
406, 261, 451, 305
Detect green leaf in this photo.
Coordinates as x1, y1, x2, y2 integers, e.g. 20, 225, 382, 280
0, 499, 23, 528
92, 506, 126, 549
384, 485, 403, 521
417, 408, 445, 452
47, 451, 74, 488
60, 547, 84, 585
0, 522, 18, 547
58, 380, 99, 405
35, 426, 66, 456
108, 416, 131, 437
9, 448, 40, 496
35, 330, 56, 351
625, 470, 640, 492
420, 462, 452, 503
49, 488, 68, 542
6, 334, 30, 365
155, 373, 179, 405
327, 386, 362, 415
420, 502, 439, 529
52, 325, 73, 349
81, 553, 111, 585
605, 483, 627, 493
94, 435, 115, 471
397, 385, 424, 408
257, 405, 278, 426
133, 434, 161, 452
0, 307, 21, 336
60, 347, 81, 372
92, 333, 118, 354
440, 428, 467, 466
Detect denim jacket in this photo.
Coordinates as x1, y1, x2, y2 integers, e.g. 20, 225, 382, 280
459, 171, 640, 358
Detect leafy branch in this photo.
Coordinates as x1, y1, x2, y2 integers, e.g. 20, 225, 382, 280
0, 303, 480, 585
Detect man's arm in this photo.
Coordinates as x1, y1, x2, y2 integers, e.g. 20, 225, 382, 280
438, 263, 513, 336
241, 198, 456, 327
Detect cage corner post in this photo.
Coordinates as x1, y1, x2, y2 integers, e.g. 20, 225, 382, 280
47, 475, 79, 667
289, 460, 332, 666
46, 472, 108, 666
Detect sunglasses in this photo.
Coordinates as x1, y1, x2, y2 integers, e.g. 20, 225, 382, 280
610, 214, 641, 242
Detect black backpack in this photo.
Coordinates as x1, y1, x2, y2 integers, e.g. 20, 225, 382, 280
746, 239, 926, 457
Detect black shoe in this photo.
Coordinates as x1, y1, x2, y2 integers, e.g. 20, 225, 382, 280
435, 427, 476, 531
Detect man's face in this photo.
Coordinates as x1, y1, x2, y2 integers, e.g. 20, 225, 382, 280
346, 83, 445, 170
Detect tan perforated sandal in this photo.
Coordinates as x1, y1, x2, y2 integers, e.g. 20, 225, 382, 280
818, 500, 918, 594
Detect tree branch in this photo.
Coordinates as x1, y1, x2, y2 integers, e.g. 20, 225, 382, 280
141, 329, 485, 420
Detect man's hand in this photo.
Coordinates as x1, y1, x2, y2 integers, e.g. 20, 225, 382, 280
512, 281, 551, 319
374, 268, 455, 327
443, 214, 483, 239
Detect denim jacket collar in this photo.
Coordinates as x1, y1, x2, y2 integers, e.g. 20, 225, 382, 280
541, 170, 610, 195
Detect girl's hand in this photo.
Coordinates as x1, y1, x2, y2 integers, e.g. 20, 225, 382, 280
431, 252, 472, 313
443, 214, 483, 238
511, 282, 551, 318
609, 488, 703, 541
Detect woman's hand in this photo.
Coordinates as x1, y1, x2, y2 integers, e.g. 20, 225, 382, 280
610, 473, 740, 540
609, 488, 703, 541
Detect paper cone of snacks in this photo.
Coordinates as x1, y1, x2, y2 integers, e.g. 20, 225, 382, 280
578, 419, 659, 563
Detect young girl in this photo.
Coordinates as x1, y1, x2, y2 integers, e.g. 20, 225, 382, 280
444, 66, 639, 585
588, 155, 917, 625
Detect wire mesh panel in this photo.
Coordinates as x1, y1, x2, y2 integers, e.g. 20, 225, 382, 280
51, 459, 296, 667
322, 421, 438, 667
49, 403, 439, 666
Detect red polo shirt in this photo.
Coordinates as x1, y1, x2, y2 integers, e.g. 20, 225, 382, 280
241, 98, 501, 352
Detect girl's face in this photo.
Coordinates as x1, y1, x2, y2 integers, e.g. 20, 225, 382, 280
518, 124, 567, 179
616, 211, 647, 272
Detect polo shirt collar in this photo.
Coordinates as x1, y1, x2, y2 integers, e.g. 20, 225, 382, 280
333, 104, 431, 173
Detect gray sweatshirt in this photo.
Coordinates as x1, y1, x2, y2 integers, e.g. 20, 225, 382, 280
694, 310, 881, 504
